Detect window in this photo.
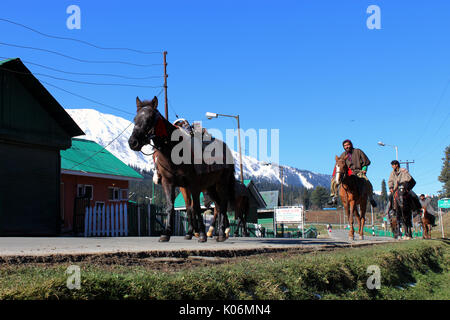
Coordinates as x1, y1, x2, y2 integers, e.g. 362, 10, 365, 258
108, 187, 120, 201
77, 184, 93, 200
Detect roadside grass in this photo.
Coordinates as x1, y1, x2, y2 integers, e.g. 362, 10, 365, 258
0, 240, 448, 300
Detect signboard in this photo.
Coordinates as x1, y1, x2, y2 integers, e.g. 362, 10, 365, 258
275, 206, 304, 223
438, 198, 450, 209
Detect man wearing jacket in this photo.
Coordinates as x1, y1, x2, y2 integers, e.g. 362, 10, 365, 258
388, 160, 422, 213
328, 139, 377, 207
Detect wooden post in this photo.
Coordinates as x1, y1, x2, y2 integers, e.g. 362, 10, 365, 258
106, 204, 110, 236
84, 207, 89, 237
124, 203, 128, 236
138, 206, 141, 237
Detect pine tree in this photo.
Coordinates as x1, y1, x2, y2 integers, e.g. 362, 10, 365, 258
438, 145, 450, 198
381, 179, 388, 210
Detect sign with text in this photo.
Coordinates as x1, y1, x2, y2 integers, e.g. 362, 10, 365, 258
275, 206, 304, 223
438, 198, 450, 209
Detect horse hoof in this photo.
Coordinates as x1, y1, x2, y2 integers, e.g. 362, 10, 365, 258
225, 228, 230, 239
207, 227, 214, 238
216, 236, 227, 242
159, 235, 170, 242
184, 234, 193, 240
194, 233, 200, 238
198, 233, 207, 243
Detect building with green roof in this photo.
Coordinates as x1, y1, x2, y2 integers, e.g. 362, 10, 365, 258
60, 138, 143, 234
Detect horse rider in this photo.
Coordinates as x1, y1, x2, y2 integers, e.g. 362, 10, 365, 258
419, 194, 437, 227
328, 139, 377, 207
387, 160, 422, 214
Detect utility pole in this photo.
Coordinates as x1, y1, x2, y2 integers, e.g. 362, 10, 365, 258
163, 51, 168, 120
280, 166, 284, 206
400, 160, 415, 171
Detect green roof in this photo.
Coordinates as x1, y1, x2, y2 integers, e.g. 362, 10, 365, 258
61, 138, 143, 180
174, 179, 253, 209
0, 58, 17, 65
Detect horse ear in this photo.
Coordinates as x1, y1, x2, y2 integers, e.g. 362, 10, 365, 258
335, 155, 339, 161
150, 96, 158, 109
136, 96, 142, 111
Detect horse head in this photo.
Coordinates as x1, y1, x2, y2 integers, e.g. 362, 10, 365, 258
396, 183, 409, 209
334, 155, 348, 186
128, 96, 165, 151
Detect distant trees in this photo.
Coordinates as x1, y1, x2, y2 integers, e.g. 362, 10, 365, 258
438, 145, 450, 198
310, 186, 329, 209
380, 179, 388, 210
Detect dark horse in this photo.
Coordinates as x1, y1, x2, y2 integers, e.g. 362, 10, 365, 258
394, 183, 413, 239
128, 96, 235, 242
205, 180, 251, 238
334, 155, 368, 240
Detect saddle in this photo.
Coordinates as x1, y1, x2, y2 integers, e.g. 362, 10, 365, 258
174, 124, 234, 175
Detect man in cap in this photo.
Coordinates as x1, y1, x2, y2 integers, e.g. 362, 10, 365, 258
387, 160, 422, 213
328, 139, 377, 207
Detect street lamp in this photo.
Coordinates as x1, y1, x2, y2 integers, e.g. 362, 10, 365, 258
206, 112, 244, 183
378, 141, 398, 160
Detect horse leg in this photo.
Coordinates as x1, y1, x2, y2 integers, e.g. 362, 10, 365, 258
354, 205, 362, 240
184, 206, 194, 240
359, 199, 367, 240
347, 203, 355, 241
234, 217, 241, 237
207, 208, 217, 237
192, 191, 207, 243
159, 182, 175, 242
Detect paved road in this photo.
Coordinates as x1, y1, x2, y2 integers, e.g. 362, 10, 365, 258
0, 234, 395, 258
327, 228, 394, 242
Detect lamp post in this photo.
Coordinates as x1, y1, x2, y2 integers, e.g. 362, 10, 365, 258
206, 112, 244, 183
378, 141, 398, 160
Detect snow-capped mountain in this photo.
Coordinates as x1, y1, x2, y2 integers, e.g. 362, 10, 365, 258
66, 109, 331, 189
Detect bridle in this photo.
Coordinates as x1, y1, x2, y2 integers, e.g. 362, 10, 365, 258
335, 161, 347, 186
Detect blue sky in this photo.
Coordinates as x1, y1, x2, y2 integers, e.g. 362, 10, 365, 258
1, 0, 449, 196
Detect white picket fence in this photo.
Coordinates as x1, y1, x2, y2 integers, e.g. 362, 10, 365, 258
84, 203, 128, 237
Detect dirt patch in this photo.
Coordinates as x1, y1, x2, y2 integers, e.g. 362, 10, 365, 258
0, 242, 394, 272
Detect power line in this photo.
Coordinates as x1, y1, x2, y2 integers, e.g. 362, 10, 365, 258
409, 80, 450, 155
0, 42, 163, 67
0, 66, 164, 88
0, 18, 162, 55
0, 56, 164, 80
68, 122, 134, 171
39, 79, 135, 116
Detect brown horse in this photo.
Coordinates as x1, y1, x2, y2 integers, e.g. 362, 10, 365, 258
128, 96, 235, 242
334, 155, 368, 240
420, 207, 434, 239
